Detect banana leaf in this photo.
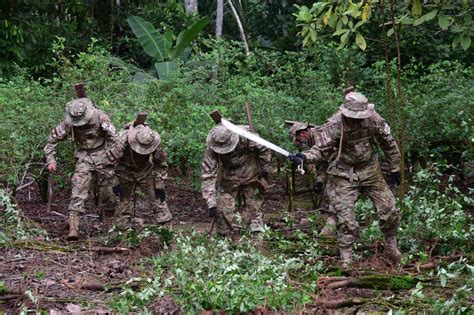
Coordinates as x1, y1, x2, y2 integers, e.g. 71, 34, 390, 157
127, 16, 169, 62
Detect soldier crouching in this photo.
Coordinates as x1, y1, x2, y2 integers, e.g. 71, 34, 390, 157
106, 123, 172, 227
201, 124, 271, 236
44, 98, 117, 241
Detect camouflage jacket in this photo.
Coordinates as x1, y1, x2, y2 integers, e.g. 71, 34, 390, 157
302, 111, 400, 181
44, 109, 116, 164
201, 127, 272, 208
105, 129, 167, 177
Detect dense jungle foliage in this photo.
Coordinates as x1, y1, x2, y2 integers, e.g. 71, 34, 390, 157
0, 0, 473, 313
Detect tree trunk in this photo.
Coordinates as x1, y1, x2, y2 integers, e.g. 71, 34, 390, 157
184, 0, 198, 15
227, 0, 249, 56
389, 0, 407, 198
216, 0, 224, 39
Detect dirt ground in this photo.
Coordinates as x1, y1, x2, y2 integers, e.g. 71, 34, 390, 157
0, 173, 469, 314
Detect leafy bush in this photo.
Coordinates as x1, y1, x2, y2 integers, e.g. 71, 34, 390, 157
0, 189, 47, 246
398, 164, 473, 255
111, 232, 313, 313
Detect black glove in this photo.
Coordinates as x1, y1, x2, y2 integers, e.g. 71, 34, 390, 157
288, 153, 304, 168
389, 171, 401, 186
112, 185, 123, 198
314, 181, 324, 194
154, 189, 166, 202
258, 170, 269, 180
209, 206, 219, 219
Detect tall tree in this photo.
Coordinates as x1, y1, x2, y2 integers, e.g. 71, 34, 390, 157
216, 0, 224, 38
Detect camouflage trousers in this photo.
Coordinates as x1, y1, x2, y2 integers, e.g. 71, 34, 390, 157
326, 166, 399, 248
115, 166, 169, 224
69, 153, 116, 216
215, 182, 264, 233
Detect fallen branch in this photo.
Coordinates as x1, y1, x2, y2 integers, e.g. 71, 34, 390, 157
89, 246, 130, 254
317, 274, 417, 291
315, 297, 366, 309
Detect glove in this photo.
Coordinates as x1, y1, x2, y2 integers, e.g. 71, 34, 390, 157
112, 185, 124, 198
258, 170, 268, 180
208, 206, 219, 219
314, 181, 324, 194
288, 153, 304, 168
154, 189, 166, 202
389, 171, 401, 186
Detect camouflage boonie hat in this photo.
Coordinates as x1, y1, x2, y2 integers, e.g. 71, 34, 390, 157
207, 124, 239, 154
340, 92, 374, 119
128, 125, 161, 155
289, 122, 310, 140
64, 98, 94, 126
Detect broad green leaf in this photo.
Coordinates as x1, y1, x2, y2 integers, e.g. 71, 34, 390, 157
400, 16, 414, 25
387, 27, 394, 37
438, 15, 450, 30
355, 33, 367, 50
333, 28, 349, 36
354, 20, 365, 30
127, 16, 168, 62
338, 32, 349, 50
413, 16, 426, 26
412, 0, 422, 18
169, 17, 209, 60
154, 61, 179, 80
424, 10, 439, 22
464, 13, 472, 24
460, 35, 471, 50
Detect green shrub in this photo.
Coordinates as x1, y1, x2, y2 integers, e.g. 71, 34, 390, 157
110, 232, 312, 313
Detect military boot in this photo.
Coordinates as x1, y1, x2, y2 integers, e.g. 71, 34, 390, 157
319, 216, 337, 237
155, 202, 172, 224
340, 246, 353, 269
384, 236, 402, 266
67, 212, 80, 241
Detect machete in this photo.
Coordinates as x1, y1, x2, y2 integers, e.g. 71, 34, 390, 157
209, 110, 304, 174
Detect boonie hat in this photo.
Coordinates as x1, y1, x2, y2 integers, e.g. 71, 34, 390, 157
340, 92, 374, 119
206, 124, 239, 154
128, 125, 161, 155
64, 98, 94, 126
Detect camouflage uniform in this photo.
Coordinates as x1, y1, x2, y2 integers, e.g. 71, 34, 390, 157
202, 124, 271, 234
106, 124, 171, 226
297, 92, 402, 266
289, 122, 336, 235
44, 98, 117, 240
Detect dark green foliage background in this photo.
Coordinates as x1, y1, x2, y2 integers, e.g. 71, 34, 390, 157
0, 39, 472, 190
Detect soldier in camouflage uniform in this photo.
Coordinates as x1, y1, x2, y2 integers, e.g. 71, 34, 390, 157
202, 124, 271, 235
289, 92, 402, 266
106, 124, 172, 227
44, 98, 117, 240
289, 122, 337, 236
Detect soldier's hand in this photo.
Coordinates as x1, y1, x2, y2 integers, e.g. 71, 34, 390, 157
288, 153, 304, 168
389, 171, 401, 186
208, 207, 219, 219
154, 189, 166, 202
47, 162, 57, 172
112, 184, 124, 198
314, 181, 324, 194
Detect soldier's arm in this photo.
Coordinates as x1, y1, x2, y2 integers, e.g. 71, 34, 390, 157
105, 131, 127, 165
248, 138, 272, 172
302, 117, 341, 163
373, 112, 401, 172
201, 146, 219, 208
43, 120, 71, 165
98, 111, 117, 139
152, 144, 168, 189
